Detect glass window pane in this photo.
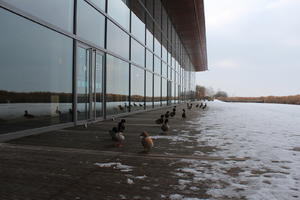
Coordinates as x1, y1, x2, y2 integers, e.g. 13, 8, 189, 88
131, 39, 145, 67
131, 66, 145, 111
106, 55, 129, 115
154, 37, 161, 56
154, 75, 161, 107
107, 20, 130, 59
162, 62, 167, 78
162, 78, 167, 105
108, 0, 130, 30
154, 56, 161, 74
146, 50, 153, 71
91, 0, 106, 11
146, 72, 153, 108
77, 0, 105, 47
146, 29, 154, 51
95, 53, 104, 117
0, 9, 73, 134
1, 0, 73, 32
131, 12, 145, 43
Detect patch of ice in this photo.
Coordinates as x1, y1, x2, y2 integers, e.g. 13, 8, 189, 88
119, 194, 126, 200
169, 194, 183, 200
94, 162, 134, 172
134, 175, 147, 179
127, 178, 134, 184
151, 135, 192, 142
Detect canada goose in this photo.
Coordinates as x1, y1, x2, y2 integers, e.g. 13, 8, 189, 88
118, 105, 124, 111
24, 110, 34, 118
182, 109, 186, 119
155, 115, 164, 124
202, 103, 207, 109
109, 127, 125, 147
161, 119, 169, 133
164, 111, 170, 118
118, 119, 126, 132
140, 131, 154, 153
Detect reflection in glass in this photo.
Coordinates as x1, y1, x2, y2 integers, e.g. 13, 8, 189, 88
131, 39, 145, 67
106, 55, 129, 115
162, 62, 167, 78
146, 50, 153, 71
1, 0, 73, 32
77, 0, 105, 47
146, 72, 153, 108
131, 66, 145, 111
91, 0, 106, 11
107, 20, 130, 59
154, 56, 161, 74
95, 53, 103, 117
154, 75, 161, 107
0, 9, 73, 134
162, 78, 167, 105
108, 0, 130, 30
131, 12, 145, 43
154, 37, 161, 57
146, 29, 154, 51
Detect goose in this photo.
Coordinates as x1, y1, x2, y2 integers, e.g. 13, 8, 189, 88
140, 131, 154, 153
155, 115, 164, 124
170, 110, 176, 117
199, 103, 203, 108
118, 105, 124, 111
196, 104, 199, 108
164, 111, 170, 118
182, 109, 186, 119
133, 103, 138, 107
24, 110, 34, 118
118, 119, 126, 132
202, 103, 207, 110
161, 119, 169, 133
109, 127, 125, 147
55, 106, 61, 115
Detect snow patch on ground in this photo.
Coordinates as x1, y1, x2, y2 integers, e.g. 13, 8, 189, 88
94, 162, 134, 172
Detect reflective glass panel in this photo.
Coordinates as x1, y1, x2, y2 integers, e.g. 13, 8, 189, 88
154, 37, 161, 56
77, 0, 105, 47
95, 53, 104, 117
107, 20, 130, 59
162, 62, 167, 78
108, 0, 130, 30
91, 0, 106, 11
131, 39, 145, 67
162, 78, 167, 105
146, 50, 153, 71
106, 55, 129, 115
1, 0, 73, 32
131, 12, 145, 43
131, 66, 145, 111
0, 9, 73, 134
154, 75, 161, 107
146, 29, 154, 51
146, 72, 153, 108
154, 56, 161, 74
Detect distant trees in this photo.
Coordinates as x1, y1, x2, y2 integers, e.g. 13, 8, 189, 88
218, 95, 300, 105
195, 85, 227, 100
214, 91, 228, 98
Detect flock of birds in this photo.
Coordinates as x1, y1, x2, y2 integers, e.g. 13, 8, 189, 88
108, 102, 208, 153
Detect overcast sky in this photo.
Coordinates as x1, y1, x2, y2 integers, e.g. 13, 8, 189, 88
196, 0, 300, 97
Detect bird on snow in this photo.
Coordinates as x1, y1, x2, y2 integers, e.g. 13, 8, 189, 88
140, 131, 154, 153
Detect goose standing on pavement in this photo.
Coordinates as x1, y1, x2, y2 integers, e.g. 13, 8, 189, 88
24, 110, 34, 118
182, 109, 186, 119
161, 119, 169, 134
118, 119, 126, 132
140, 131, 154, 153
164, 111, 170, 119
202, 103, 207, 110
109, 126, 125, 147
155, 115, 164, 124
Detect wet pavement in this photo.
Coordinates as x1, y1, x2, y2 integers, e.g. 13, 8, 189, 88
1, 101, 300, 200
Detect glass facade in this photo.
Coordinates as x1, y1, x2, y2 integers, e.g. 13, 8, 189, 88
0, 0, 197, 134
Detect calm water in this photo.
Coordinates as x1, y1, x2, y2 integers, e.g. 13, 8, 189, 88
175, 101, 300, 200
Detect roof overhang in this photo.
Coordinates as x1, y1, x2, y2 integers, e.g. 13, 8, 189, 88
162, 0, 208, 72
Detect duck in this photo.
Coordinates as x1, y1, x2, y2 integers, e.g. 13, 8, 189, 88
164, 111, 170, 118
182, 109, 186, 119
118, 105, 124, 111
196, 104, 199, 108
140, 131, 154, 153
161, 119, 169, 133
155, 115, 164, 124
199, 103, 203, 108
118, 119, 126, 132
24, 110, 34, 118
109, 127, 125, 147
170, 110, 176, 117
